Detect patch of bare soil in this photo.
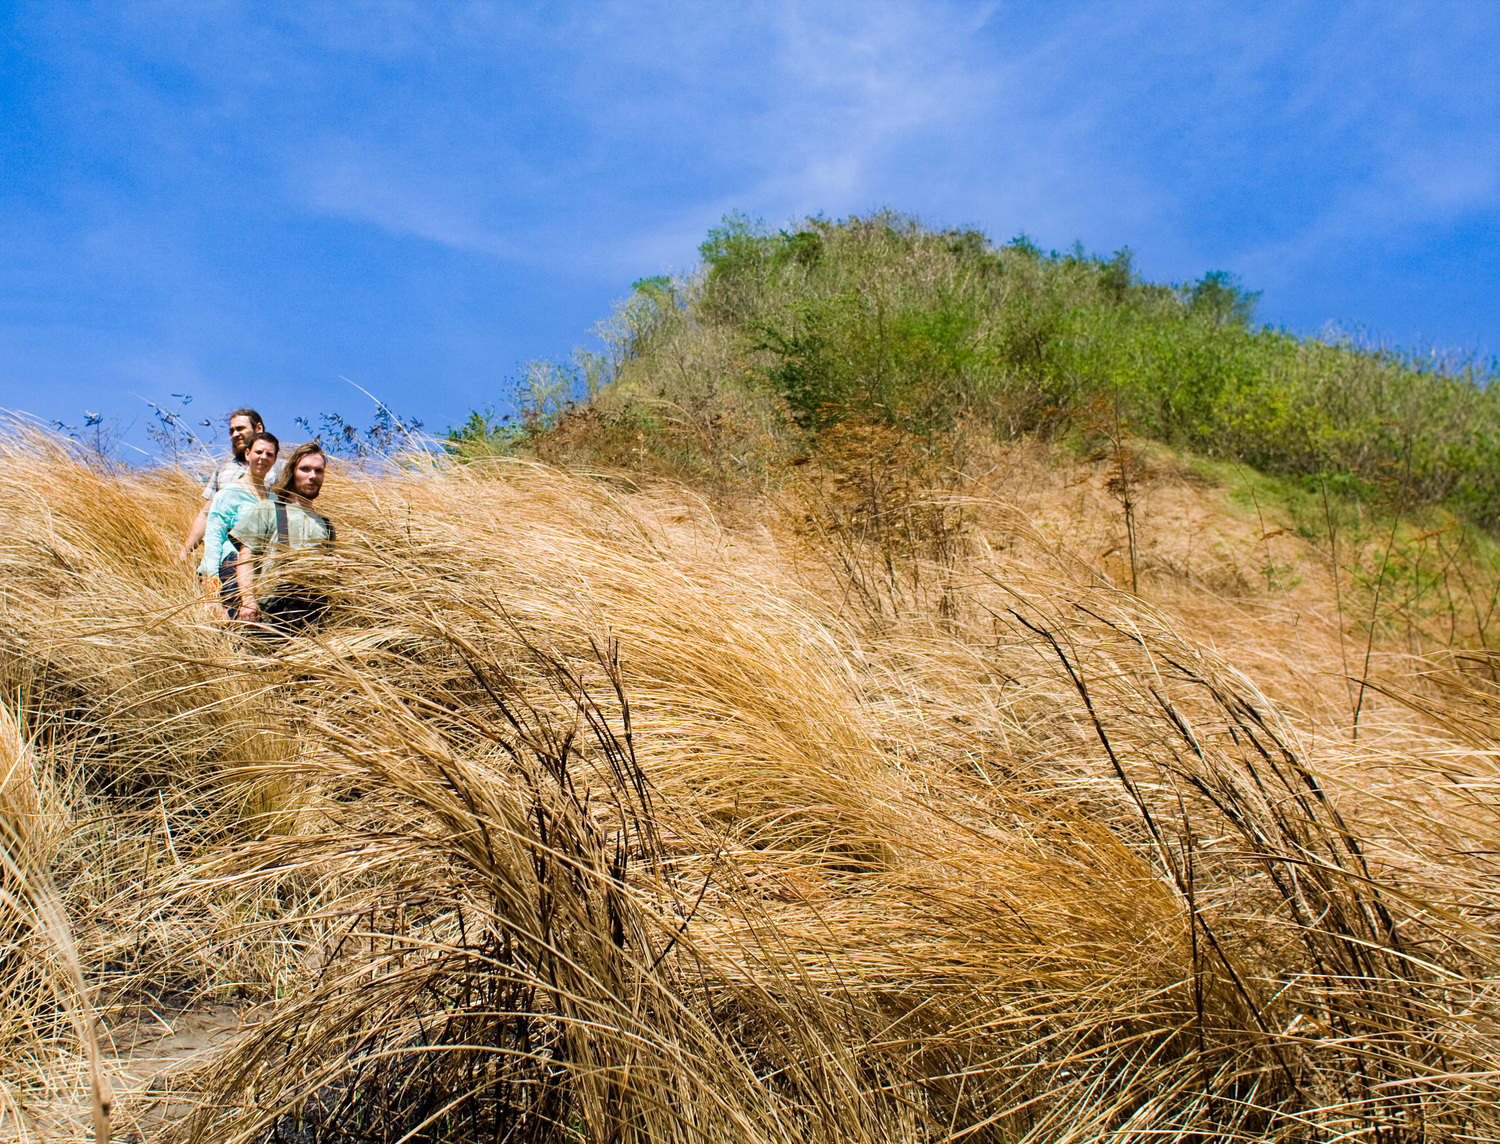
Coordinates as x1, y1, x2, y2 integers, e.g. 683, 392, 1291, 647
1, 1005, 242, 1144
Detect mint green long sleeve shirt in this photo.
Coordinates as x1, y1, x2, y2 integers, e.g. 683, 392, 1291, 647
197, 483, 263, 577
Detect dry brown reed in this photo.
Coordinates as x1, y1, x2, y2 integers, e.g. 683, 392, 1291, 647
0, 429, 1496, 1142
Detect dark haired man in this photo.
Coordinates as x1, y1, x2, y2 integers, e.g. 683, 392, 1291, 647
175, 408, 266, 564
230, 443, 335, 633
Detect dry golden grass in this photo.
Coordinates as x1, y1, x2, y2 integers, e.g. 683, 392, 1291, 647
2, 702, 111, 1144
0, 428, 1496, 1143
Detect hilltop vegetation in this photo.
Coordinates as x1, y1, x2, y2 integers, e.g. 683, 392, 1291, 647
458, 212, 1500, 527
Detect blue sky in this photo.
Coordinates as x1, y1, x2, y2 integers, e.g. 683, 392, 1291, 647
2, 1, 1497, 452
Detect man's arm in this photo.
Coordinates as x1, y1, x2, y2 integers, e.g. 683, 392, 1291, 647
177, 504, 210, 564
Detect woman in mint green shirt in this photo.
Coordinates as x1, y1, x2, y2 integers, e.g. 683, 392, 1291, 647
198, 431, 279, 618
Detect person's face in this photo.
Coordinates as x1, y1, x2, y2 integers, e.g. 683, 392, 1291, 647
245, 440, 278, 480
228, 416, 259, 456
292, 453, 326, 500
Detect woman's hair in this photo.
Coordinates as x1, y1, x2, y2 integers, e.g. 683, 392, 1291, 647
245, 430, 279, 454
274, 442, 327, 498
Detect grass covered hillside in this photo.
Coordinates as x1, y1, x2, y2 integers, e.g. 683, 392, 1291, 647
1, 410, 1499, 1143
4, 216, 1500, 1143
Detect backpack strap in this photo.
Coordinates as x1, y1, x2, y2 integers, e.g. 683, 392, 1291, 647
303, 506, 335, 545
275, 501, 290, 548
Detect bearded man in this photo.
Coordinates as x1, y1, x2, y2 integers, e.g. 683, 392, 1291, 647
230, 442, 336, 634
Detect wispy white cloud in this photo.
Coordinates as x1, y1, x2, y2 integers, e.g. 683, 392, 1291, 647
292, 144, 532, 261
259, 1, 1020, 275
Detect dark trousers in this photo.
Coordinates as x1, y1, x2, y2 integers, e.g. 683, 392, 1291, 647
255, 592, 330, 636
218, 553, 242, 619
